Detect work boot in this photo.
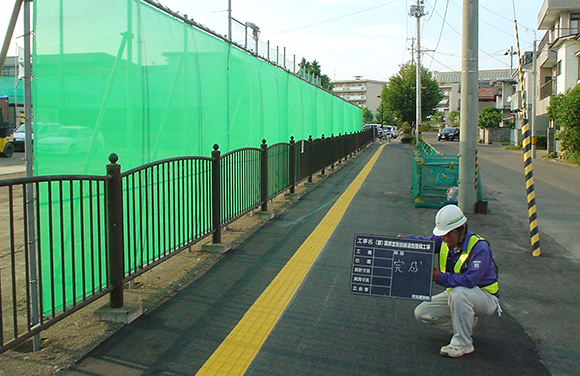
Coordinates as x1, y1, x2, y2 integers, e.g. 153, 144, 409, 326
440, 343, 475, 358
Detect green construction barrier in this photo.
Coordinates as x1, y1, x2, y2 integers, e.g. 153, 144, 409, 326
31, 0, 362, 316
412, 141, 483, 208
412, 152, 459, 208
33, 0, 361, 176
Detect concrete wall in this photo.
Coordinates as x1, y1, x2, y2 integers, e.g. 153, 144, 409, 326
479, 127, 511, 144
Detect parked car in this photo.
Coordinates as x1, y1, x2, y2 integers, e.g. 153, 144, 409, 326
382, 125, 399, 139
437, 127, 460, 141
40, 126, 104, 155
362, 123, 383, 138
12, 124, 33, 151
363, 124, 399, 139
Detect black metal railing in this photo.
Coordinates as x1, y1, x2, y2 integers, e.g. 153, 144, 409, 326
0, 174, 111, 353
0, 130, 373, 354
120, 156, 214, 283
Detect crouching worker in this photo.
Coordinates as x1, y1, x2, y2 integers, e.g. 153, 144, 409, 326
400, 204, 500, 358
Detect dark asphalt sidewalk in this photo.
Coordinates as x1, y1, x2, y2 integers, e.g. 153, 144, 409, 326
63, 141, 578, 375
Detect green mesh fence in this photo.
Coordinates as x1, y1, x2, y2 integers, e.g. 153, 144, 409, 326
412, 143, 483, 208
31, 0, 360, 316
412, 153, 460, 208
33, 0, 361, 175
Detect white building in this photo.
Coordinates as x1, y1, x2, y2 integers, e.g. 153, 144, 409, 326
331, 77, 386, 116
436, 70, 512, 124
535, 0, 580, 152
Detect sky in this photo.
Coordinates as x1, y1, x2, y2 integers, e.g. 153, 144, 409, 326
1, 0, 544, 82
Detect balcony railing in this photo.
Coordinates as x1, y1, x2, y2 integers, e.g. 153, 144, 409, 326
540, 79, 554, 100
333, 86, 366, 93
540, 27, 580, 51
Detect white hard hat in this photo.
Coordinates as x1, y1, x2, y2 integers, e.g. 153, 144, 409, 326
433, 204, 467, 236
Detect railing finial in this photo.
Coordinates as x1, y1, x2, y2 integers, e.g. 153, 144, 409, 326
108, 153, 119, 164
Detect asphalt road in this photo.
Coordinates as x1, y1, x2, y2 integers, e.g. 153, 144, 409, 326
0, 150, 27, 168
424, 132, 580, 259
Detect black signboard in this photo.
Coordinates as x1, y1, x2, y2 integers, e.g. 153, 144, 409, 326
350, 234, 435, 301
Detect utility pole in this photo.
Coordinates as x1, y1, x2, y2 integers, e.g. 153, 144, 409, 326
409, 1, 427, 144
531, 39, 537, 158
458, 0, 479, 213
228, 0, 232, 41
505, 46, 516, 77
22, 0, 40, 351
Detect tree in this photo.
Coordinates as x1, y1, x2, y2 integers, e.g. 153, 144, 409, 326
299, 58, 334, 90
478, 107, 502, 129
374, 101, 399, 125
552, 85, 580, 154
362, 107, 373, 124
448, 110, 460, 126
381, 62, 443, 126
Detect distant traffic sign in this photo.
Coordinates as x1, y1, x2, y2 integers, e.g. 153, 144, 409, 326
350, 234, 435, 301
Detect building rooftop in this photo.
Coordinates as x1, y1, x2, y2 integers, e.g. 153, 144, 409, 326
331, 78, 387, 85
436, 69, 512, 84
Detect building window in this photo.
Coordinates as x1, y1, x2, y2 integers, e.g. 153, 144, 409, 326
571, 13, 580, 35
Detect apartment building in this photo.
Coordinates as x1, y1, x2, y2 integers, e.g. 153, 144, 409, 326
331, 77, 386, 115
436, 70, 512, 125
535, 0, 580, 151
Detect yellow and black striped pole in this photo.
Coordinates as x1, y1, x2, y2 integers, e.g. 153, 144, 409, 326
515, 20, 541, 256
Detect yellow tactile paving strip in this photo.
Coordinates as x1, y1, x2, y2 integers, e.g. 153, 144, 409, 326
195, 145, 385, 376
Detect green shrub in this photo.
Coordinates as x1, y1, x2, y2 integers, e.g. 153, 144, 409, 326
401, 135, 414, 144
563, 151, 580, 165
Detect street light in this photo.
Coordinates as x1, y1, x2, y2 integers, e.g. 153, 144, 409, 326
505, 46, 517, 76
245, 22, 260, 54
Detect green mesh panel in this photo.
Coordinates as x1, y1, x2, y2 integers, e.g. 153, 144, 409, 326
32, 0, 361, 315
412, 153, 460, 208
33, 0, 361, 175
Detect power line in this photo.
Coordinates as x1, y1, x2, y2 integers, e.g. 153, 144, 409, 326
424, 51, 457, 71
428, 3, 518, 69
265, 0, 405, 37
428, 0, 449, 70
194, 0, 215, 18
432, 0, 449, 51
425, 0, 439, 22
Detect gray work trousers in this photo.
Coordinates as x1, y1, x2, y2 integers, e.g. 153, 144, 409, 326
414, 287, 499, 346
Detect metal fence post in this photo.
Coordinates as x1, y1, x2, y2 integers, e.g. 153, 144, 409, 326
260, 139, 268, 211
337, 133, 342, 164
320, 134, 326, 175
106, 153, 125, 308
211, 144, 222, 244
330, 134, 335, 170
289, 136, 296, 193
308, 135, 313, 183
349, 132, 354, 157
